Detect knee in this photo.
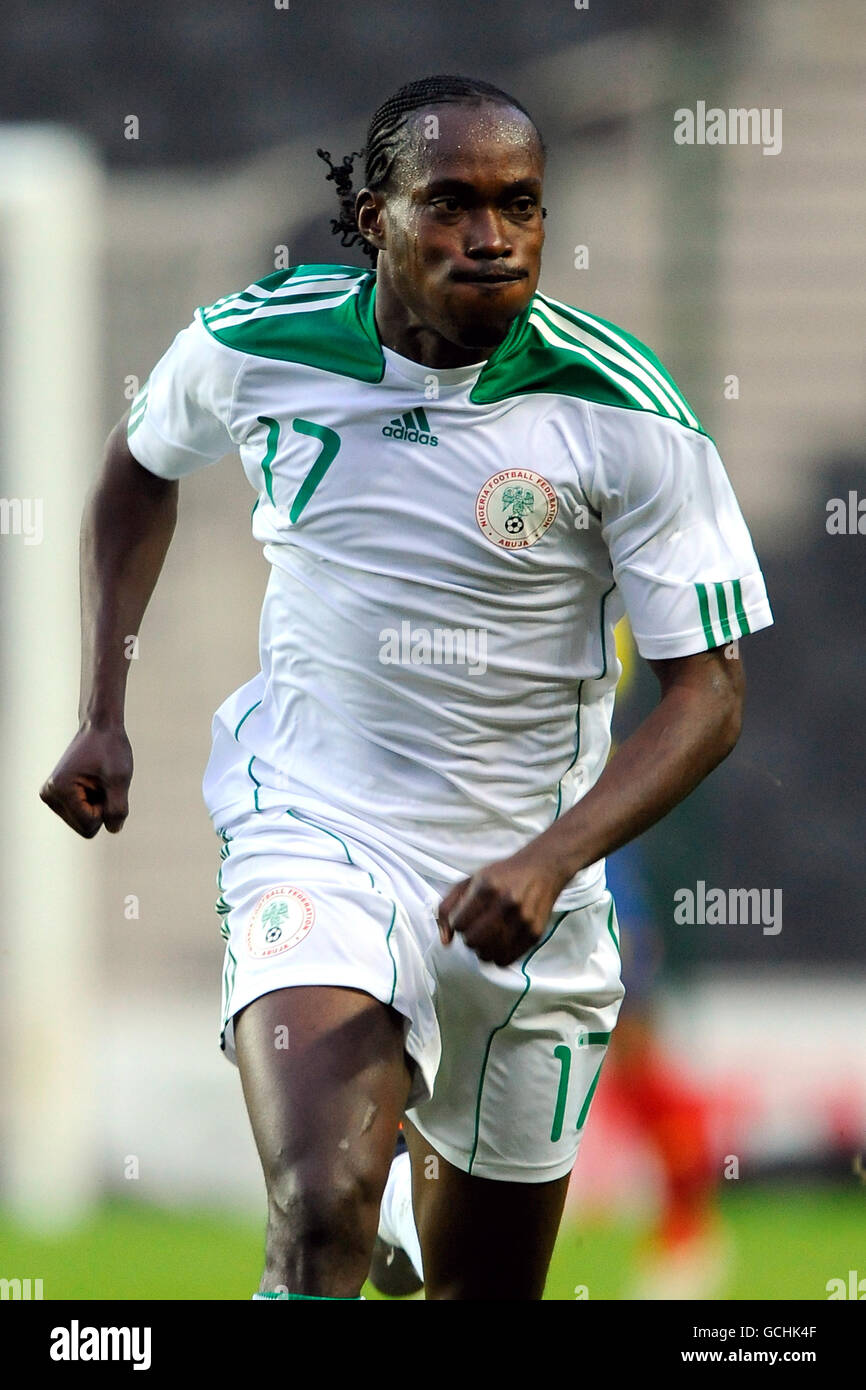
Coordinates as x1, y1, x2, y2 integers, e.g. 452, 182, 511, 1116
265, 1158, 381, 1259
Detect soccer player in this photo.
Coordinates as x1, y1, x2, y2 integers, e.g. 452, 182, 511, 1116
40, 74, 773, 1301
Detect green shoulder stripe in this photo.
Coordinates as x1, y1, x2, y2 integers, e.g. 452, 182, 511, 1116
196, 268, 705, 429
472, 291, 707, 437
198, 264, 385, 381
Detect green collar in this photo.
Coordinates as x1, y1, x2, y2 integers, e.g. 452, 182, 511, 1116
357, 270, 535, 390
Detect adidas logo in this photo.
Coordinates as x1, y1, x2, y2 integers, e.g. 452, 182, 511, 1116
382, 408, 438, 447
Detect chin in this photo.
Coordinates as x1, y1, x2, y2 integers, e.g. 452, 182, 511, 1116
446, 305, 522, 351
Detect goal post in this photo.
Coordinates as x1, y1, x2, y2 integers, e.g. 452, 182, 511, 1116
0, 125, 103, 1228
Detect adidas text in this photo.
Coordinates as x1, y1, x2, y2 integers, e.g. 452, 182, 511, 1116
383, 409, 438, 446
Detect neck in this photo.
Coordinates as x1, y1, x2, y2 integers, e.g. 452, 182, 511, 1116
372, 263, 502, 369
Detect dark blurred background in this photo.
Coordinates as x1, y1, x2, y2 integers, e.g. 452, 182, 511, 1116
0, 0, 863, 1296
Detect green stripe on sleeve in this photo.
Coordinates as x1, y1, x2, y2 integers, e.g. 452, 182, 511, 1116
714, 582, 732, 641
695, 582, 716, 647
731, 578, 751, 635
127, 387, 149, 438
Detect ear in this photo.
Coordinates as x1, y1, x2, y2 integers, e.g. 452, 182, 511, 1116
356, 188, 387, 252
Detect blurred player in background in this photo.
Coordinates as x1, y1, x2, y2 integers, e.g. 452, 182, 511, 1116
601, 622, 728, 1300
40, 74, 772, 1300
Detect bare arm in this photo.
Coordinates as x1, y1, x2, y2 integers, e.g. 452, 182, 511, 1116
537, 647, 743, 879
40, 415, 179, 836
438, 647, 744, 965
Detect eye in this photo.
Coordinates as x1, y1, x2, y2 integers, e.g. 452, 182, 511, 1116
509, 196, 537, 216
431, 196, 463, 214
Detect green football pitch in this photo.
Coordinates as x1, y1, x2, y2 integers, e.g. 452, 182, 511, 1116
1, 1184, 862, 1300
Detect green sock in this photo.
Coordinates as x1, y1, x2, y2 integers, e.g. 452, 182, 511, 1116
252, 1291, 363, 1300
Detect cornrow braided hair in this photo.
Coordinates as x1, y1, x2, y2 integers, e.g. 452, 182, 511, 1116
317, 73, 544, 264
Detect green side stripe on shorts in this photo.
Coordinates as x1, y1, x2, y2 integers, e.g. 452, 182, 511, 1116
285, 807, 374, 887
215, 831, 234, 931
221, 944, 238, 1033
468, 910, 570, 1175
383, 901, 397, 1008
606, 899, 621, 958
247, 756, 261, 812
284, 807, 399, 1006
234, 699, 262, 740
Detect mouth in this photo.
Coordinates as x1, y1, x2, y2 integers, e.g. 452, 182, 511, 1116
451, 271, 527, 289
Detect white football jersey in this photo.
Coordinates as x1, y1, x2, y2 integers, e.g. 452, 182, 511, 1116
127, 264, 773, 908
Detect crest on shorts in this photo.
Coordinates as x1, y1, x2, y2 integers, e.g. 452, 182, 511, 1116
475, 469, 558, 549
246, 886, 314, 958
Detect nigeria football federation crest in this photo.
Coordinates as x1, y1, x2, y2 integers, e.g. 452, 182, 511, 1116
246, 885, 315, 958
475, 469, 558, 549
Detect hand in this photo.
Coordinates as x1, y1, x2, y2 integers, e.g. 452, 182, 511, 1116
436, 843, 568, 967
39, 724, 134, 838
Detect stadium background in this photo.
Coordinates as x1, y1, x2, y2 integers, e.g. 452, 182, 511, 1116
1, 0, 864, 1299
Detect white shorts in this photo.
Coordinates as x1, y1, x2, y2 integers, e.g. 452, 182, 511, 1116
215, 801, 625, 1183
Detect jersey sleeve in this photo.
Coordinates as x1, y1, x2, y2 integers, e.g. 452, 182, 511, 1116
586, 404, 773, 658
126, 311, 244, 479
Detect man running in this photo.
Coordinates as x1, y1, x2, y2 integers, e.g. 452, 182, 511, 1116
41, 74, 773, 1300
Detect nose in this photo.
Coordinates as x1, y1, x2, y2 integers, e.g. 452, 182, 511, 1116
464, 207, 513, 259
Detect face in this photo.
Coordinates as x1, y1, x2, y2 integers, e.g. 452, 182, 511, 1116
358, 100, 545, 352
